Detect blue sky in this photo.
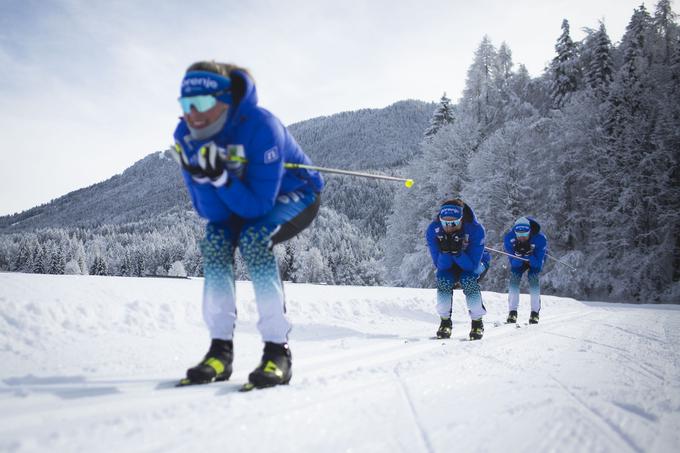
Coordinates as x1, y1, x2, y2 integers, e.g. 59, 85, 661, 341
0, 0, 650, 216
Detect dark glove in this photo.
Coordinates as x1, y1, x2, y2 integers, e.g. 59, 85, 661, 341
438, 234, 464, 254
449, 234, 464, 254
171, 143, 228, 187
514, 241, 535, 257
197, 143, 229, 186
170, 143, 208, 181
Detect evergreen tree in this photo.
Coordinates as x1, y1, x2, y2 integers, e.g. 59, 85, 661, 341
33, 244, 47, 274
585, 22, 615, 99
505, 64, 539, 118
653, 0, 678, 64
168, 260, 187, 277
461, 35, 501, 128
120, 249, 133, 276
49, 242, 66, 274
550, 19, 580, 108
90, 256, 108, 276
13, 237, 36, 272
0, 241, 9, 271
424, 92, 455, 139
64, 259, 82, 275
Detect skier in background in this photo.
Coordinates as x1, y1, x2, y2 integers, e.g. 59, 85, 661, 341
426, 199, 490, 340
170, 61, 324, 389
503, 217, 548, 324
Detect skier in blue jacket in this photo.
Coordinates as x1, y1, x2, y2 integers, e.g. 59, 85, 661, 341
426, 199, 490, 340
503, 217, 548, 324
171, 61, 324, 388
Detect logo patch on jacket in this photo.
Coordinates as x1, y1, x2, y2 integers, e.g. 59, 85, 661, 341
263, 146, 280, 164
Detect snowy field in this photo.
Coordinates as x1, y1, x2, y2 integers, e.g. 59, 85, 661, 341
1, 273, 679, 453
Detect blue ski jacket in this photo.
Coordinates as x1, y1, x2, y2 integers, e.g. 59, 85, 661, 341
426, 203, 487, 274
173, 70, 324, 222
503, 216, 548, 272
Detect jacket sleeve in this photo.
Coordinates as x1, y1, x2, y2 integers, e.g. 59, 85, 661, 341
426, 224, 453, 270
181, 171, 204, 217
426, 224, 439, 267
214, 117, 285, 219
529, 234, 548, 272
451, 224, 484, 272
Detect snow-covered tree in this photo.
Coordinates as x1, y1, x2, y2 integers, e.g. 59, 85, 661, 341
90, 256, 108, 276
461, 36, 501, 128
585, 22, 615, 99
424, 93, 455, 139
550, 19, 580, 108
653, 0, 678, 64
12, 236, 37, 273
33, 244, 48, 274
64, 259, 82, 275
48, 242, 66, 275
168, 260, 187, 277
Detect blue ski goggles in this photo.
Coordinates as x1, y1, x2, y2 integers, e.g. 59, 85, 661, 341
178, 95, 219, 114
439, 216, 462, 227
514, 225, 531, 237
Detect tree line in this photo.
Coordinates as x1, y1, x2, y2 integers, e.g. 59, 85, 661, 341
0, 207, 384, 285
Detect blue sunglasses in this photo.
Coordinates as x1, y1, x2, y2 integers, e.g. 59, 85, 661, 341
178, 95, 218, 114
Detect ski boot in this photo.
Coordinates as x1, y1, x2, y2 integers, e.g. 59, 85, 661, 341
506, 310, 518, 324
469, 319, 484, 340
529, 311, 540, 324
182, 339, 233, 385
436, 317, 453, 339
246, 342, 292, 389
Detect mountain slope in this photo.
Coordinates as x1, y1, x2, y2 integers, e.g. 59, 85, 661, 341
289, 100, 434, 169
1, 273, 679, 453
0, 152, 189, 233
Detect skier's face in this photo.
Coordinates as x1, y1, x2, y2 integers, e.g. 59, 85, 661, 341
184, 101, 228, 130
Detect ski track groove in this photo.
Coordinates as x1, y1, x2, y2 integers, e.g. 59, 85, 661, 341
648, 313, 680, 452
549, 374, 643, 453
294, 309, 588, 384
542, 307, 672, 453
538, 330, 666, 382
457, 308, 652, 453
393, 366, 435, 453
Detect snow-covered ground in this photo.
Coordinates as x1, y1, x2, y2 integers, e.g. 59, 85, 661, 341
1, 273, 679, 453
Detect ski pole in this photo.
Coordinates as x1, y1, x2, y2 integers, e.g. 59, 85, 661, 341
286, 163, 413, 187
484, 247, 530, 262
220, 150, 415, 187
546, 253, 577, 271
